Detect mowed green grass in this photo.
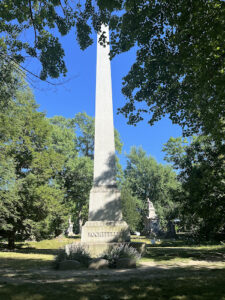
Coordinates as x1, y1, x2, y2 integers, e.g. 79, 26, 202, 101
0, 237, 80, 269
1, 269, 225, 300
141, 244, 225, 265
0, 237, 225, 299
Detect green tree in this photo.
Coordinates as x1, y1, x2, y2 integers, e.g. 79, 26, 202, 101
73, 111, 124, 187
120, 183, 142, 232
0, 83, 67, 247
49, 115, 77, 160
62, 156, 93, 233
49, 112, 124, 233
49, 114, 93, 233
92, 1, 225, 140
73, 112, 123, 158
163, 135, 225, 239
1, 1, 224, 140
0, 0, 105, 84
74, 112, 95, 159
124, 146, 179, 231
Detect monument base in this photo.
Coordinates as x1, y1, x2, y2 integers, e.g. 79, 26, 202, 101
81, 220, 130, 257
81, 221, 130, 243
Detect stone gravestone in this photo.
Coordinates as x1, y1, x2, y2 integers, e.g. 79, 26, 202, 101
144, 198, 160, 237
81, 24, 130, 256
67, 217, 75, 237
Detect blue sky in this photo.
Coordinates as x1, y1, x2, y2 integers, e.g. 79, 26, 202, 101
30, 30, 182, 168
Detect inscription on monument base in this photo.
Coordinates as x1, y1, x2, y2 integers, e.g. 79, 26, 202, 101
81, 221, 130, 243
88, 232, 118, 238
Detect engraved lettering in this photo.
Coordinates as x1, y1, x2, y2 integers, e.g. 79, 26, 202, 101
88, 232, 118, 237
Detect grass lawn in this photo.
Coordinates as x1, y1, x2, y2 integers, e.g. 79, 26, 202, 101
0, 237, 225, 299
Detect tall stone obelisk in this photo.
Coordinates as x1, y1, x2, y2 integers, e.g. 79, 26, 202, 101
81, 25, 130, 252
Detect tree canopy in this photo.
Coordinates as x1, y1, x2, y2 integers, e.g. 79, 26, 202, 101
123, 146, 179, 231
163, 135, 225, 239
1, 0, 224, 138
0, 82, 67, 247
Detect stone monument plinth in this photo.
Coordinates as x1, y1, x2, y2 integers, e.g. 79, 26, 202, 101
81, 25, 130, 256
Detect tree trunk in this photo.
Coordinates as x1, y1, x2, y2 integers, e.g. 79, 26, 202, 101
8, 231, 15, 249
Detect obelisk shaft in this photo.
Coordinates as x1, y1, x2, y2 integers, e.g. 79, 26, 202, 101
81, 25, 130, 248
87, 25, 122, 221
93, 25, 116, 187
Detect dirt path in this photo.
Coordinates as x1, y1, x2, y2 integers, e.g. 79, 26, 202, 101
0, 260, 224, 285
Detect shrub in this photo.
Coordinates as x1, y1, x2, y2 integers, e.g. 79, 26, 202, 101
104, 244, 141, 268
54, 243, 91, 268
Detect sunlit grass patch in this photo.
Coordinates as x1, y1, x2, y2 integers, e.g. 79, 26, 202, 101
0, 252, 55, 270
23, 236, 80, 250
141, 244, 225, 264
0, 237, 80, 270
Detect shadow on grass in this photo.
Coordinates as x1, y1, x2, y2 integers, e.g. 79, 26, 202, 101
144, 246, 225, 262
0, 256, 53, 270
0, 247, 59, 256
0, 267, 225, 300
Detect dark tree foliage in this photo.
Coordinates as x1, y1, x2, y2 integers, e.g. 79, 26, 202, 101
1, 1, 224, 139
120, 183, 142, 232
0, 0, 105, 82
104, 0, 225, 140
163, 135, 225, 239
124, 146, 180, 231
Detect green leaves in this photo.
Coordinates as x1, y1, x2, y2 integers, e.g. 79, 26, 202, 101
123, 146, 179, 231
1, 0, 224, 141
121, 184, 142, 232
82, 0, 225, 140
163, 134, 225, 239
0, 80, 67, 245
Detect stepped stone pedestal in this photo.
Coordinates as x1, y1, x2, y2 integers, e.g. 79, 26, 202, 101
81, 220, 130, 257
81, 221, 130, 243
80, 25, 130, 257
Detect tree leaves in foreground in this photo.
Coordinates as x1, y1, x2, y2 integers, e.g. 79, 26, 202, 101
106, 0, 225, 140
163, 135, 225, 239
0, 0, 105, 83
1, 1, 224, 140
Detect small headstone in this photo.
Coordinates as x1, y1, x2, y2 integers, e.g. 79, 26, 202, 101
58, 260, 81, 270
134, 231, 140, 236
150, 239, 156, 245
144, 198, 160, 236
88, 258, 109, 270
147, 198, 157, 219
116, 258, 137, 269
67, 217, 75, 237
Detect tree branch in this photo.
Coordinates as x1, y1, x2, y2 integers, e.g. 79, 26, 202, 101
0, 51, 65, 86
28, 0, 37, 46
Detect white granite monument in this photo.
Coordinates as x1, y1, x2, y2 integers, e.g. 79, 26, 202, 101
67, 217, 75, 237
81, 25, 130, 254
144, 198, 159, 236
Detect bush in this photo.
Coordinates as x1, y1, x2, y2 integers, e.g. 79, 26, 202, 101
54, 243, 91, 268
103, 244, 141, 268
